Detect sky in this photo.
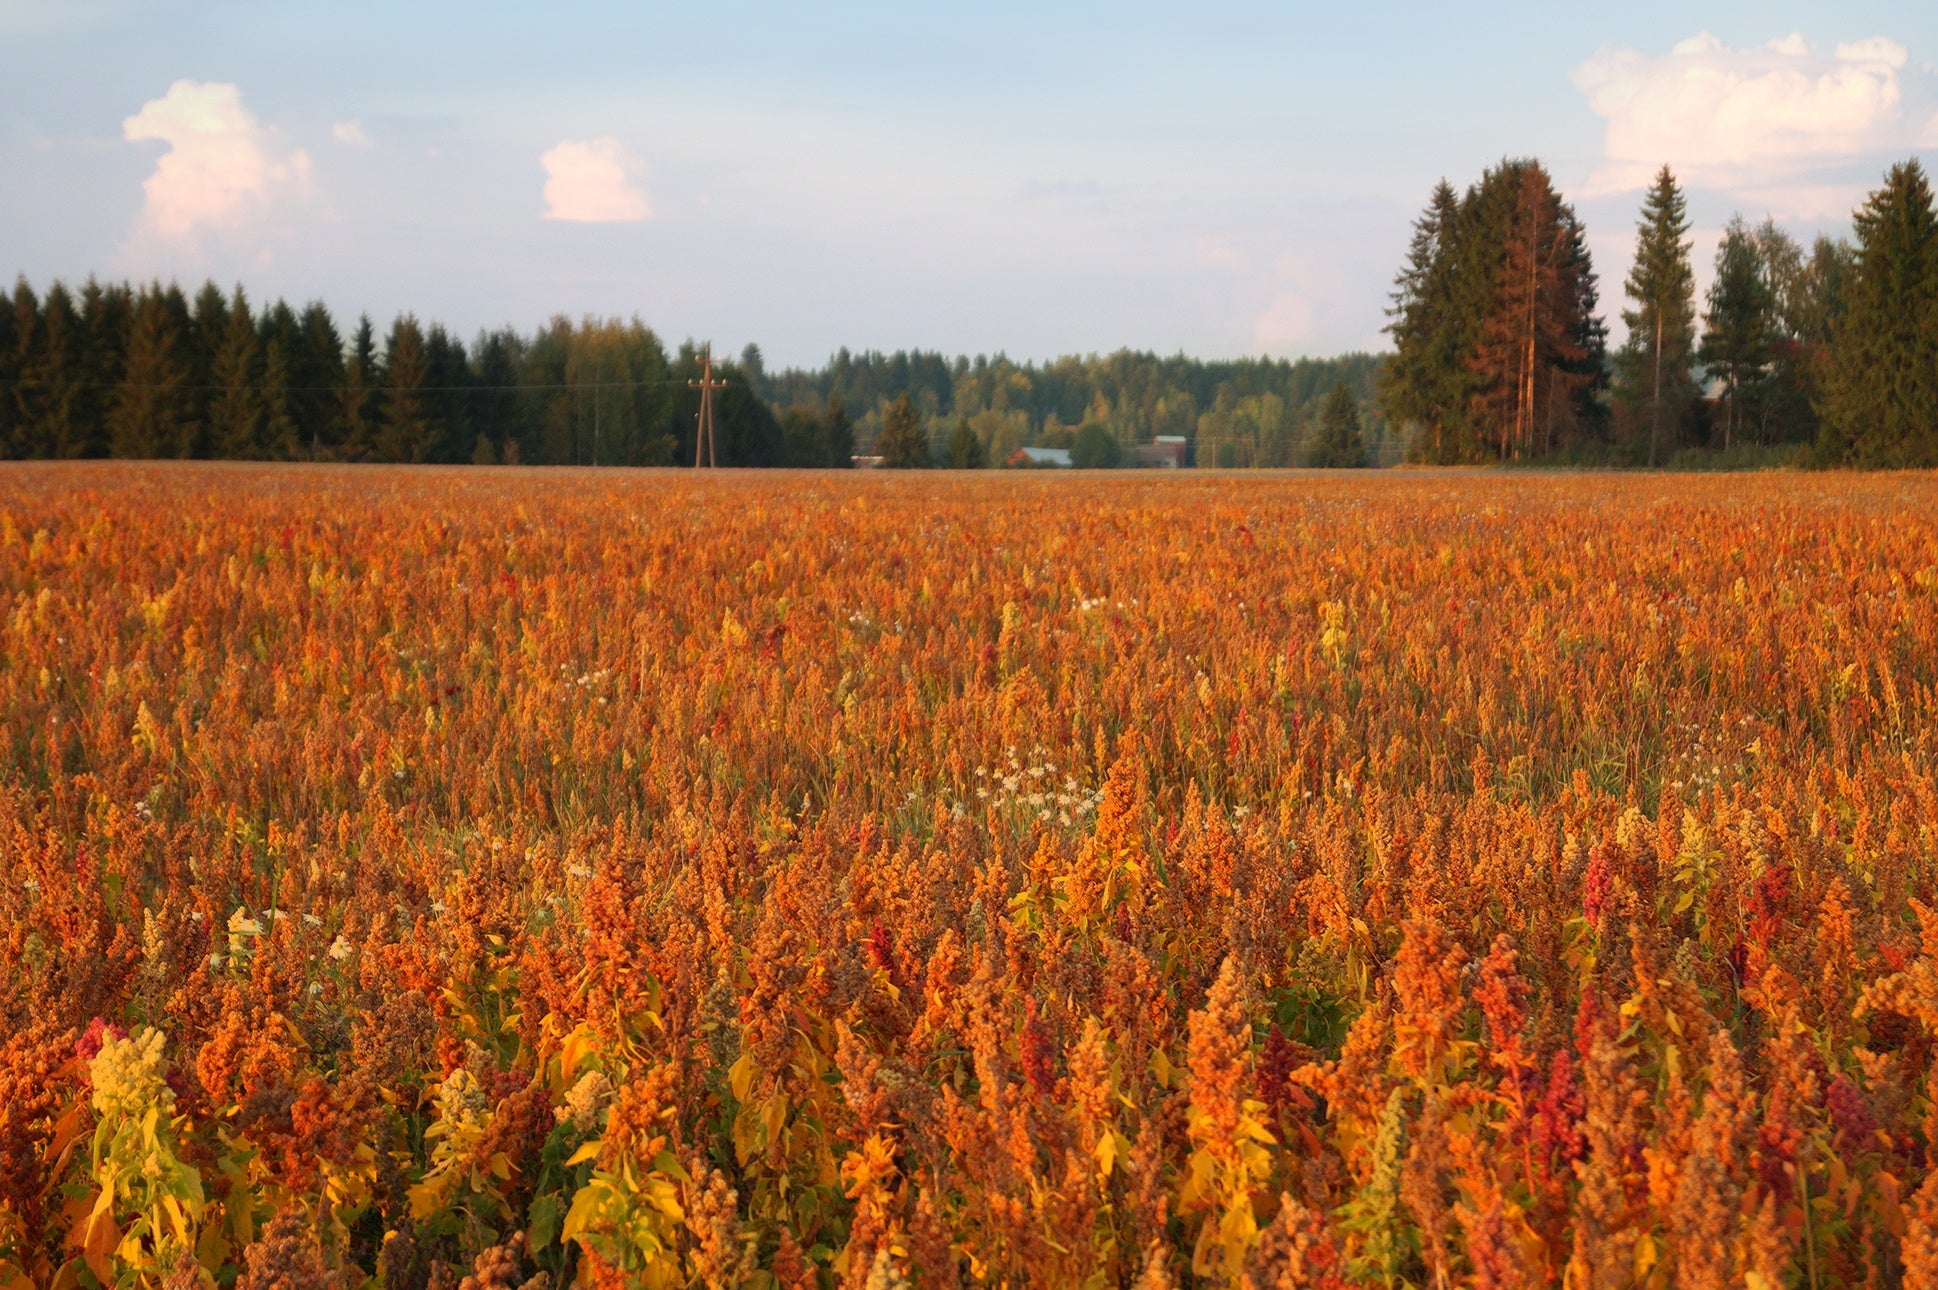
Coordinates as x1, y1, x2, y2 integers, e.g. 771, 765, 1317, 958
4, 1, 1936, 369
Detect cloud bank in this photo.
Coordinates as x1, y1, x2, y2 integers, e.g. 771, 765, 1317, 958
1572, 33, 1928, 196
122, 80, 310, 241
540, 138, 651, 222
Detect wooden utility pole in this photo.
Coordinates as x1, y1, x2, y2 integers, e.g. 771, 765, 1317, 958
690, 344, 726, 467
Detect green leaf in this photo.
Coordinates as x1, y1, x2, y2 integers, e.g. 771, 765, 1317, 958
528, 1193, 562, 1251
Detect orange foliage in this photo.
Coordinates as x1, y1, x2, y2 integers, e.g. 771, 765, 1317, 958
2, 462, 1937, 1284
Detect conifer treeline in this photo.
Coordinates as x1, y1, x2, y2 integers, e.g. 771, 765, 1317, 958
0, 281, 799, 467
0, 277, 1389, 468
1384, 156, 1938, 466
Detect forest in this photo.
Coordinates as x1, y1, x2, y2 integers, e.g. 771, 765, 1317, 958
3, 156, 1934, 472
1382, 156, 1938, 467
0, 280, 1388, 471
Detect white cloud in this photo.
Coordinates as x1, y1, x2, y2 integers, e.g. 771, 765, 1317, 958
331, 120, 370, 146
1836, 38, 1908, 69
540, 137, 651, 222
1193, 235, 1246, 271
1572, 32, 1920, 194
122, 80, 310, 241
1252, 292, 1314, 352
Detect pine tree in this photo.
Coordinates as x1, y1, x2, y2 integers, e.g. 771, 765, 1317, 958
1462, 160, 1604, 459
1818, 159, 1938, 466
876, 393, 929, 467
377, 314, 434, 462
1699, 216, 1776, 450
947, 416, 988, 468
1618, 166, 1698, 465
1386, 163, 1604, 463
1307, 384, 1368, 467
108, 286, 196, 458
207, 288, 264, 458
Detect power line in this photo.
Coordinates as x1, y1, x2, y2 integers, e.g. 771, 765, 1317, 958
690, 344, 726, 468
0, 377, 704, 393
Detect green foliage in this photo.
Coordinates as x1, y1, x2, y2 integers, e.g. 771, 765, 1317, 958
1617, 166, 1700, 463
1384, 159, 1605, 463
875, 393, 930, 468
1307, 384, 1368, 467
1816, 159, 1938, 467
207, 288, 263, 459
1700, 216, 1777, 450
378, 315, 435, 463
782, 398, 856, 468
1069, 422, 1122, 468
946, 416, 988, 469
107, 286, 196, 459
772, 345, 1388, 459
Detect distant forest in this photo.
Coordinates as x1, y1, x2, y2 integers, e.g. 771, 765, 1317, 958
3, 153, 1933, 470
0, 278, 1389, 469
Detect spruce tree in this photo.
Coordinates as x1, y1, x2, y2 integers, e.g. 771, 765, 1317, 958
0, 283, 15, 458
341, 314, 378, 458
1618, 166, 1698, 464
947, 416, 988, 468
1308, 384, 1368, 467
261, 338, 301, 459
296, 302, 344, 454
207, 288, 264, 458
108, 286, 195, 458
825, 397, 854, 467
7, 281, 40, 458
423, 324, 468, 461
1699, 216, 1776, 450
875, 393, 929, 467
80, 280, 129, 458
28, 282, 84, 458
378, 314, 434, 462
1382, 181, 1469, 461
1818, 159, 1938, 466
188, 280, 228, 437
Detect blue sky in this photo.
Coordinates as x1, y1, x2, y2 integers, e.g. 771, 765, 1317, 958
4, 1, 1935, 367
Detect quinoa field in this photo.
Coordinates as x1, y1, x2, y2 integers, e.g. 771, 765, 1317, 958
5, 462, 1938, 1288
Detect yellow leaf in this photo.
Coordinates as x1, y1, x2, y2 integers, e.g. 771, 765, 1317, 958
1095, 1131, 1120, 1179
761, 1091, 790, 1145
565, 1139, 603, 1167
